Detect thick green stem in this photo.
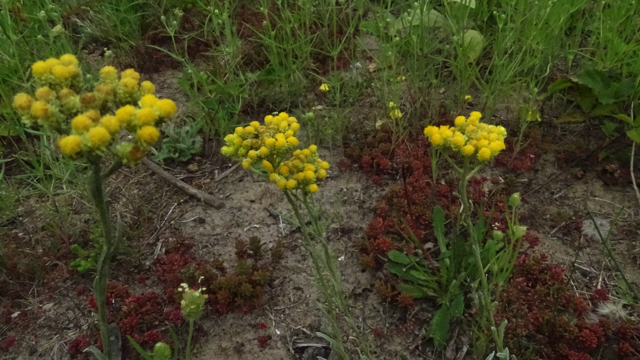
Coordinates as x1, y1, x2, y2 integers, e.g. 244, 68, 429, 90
89, 160, 114, 360
186, 319, 194, 360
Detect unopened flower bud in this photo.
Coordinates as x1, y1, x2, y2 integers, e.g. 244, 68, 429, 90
492, 230, 505, 242
51, 24, 64, 37
179, 283, 208, 322
513, 225, 527, 239
509, 192, 521, 207
152, 342, 171, 360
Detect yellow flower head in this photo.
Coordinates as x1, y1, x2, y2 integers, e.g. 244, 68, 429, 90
454, 116, 466, 126
258, 147, 270, 157
309, 145, 318, 153
276, 138, 286, 148
156, 99, 177, 117
52, 65, 74, 79
120, 69, 141, 81
45, 58, 61, 68
140, 81, 155, 95
319, 83, 329, 92
60, 54, 78, 66
423, 126, 438, 137
95, 85, 114, 98
13, 93, 34, 112
308, 184, 319, 193
489, 141, 505, 154
477, 139, 489, 148
138, 125, 160, 143
287, 137, 299, 146
100, 115, 121, 134
137, 108, 156, 125
304, 170, 315, 180
100, 66, 118, 79
244, 126, 255, 135
242, 159, 252, 169
279, 166, 290, 175
320, 161, 330, 170
112, 107, 133, 125
389, 102, 396, 108
318, 169, 327, 179
440, 128, 454, 139
390, 109, 402, 119
250, 121, 260, 129
140, 94, 159, 108
71, 115, 93, 133
286, 179, 297, 189
477, 147, 491, 161
451, 135, 465, 148
30, 101, 50, 118
461, 144, 475, 156
470, 111, 482, 119
465, 95, 473, 102
276, 179, 287, 189
88, 126, 111, 148
262, 160, 274, 173
264, 115, 274, 124
248, 150, 258, 160
264, 138, 276, 147
120, 78, 138, 92
31, 61, 51, 77
58, 135, 82, 156
84, 109, 101, 122
431, 133, 442, 146
35, 87, 53, 101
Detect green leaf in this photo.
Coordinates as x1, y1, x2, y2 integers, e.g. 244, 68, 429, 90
433, 206, 446, 252
541, 78, 573, 99
635, 114, 640, 127
613, 114, 634, 125
555, 112, 586, 124
410, 269, 434, 281
463, 30, 484, 62
87, 347, 110, 360
388, 263, 430, 285
447, 0, 476, 7
626, 128, 640, 143
450, 292, 465, 317
601, 120, 617, 137
397, 282, 434, 298
127, 336, 154, 360
427, 306, 451, 347
359, 21, 380, 36
590, 103, 617, 117
571, 85, 597, 113
576, 69, 610, 94
388, 250, 411, 265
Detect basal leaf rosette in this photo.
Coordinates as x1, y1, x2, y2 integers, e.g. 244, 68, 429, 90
423, 111, 507, 162
12, 55, 178, 165
221, 112, 330, 194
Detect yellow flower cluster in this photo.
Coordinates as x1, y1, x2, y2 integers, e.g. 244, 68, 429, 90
13, 55, 179, 165
221, 112, 330, 194
423, 111, 507, 161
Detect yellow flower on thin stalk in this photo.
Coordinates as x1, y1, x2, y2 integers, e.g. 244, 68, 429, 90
319, 83, 330, 92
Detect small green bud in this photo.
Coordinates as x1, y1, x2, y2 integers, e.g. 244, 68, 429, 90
492, 230, 505, 242
509, 192, 521, 207
179, 283, 208, 322
153, 342, 171, 360
513, 225, 527, 239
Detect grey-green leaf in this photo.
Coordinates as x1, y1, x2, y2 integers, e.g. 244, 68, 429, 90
463, 30, 484, 62
388, 250, 411, 265
450, 293, 465, 317
427, 306, 451, 347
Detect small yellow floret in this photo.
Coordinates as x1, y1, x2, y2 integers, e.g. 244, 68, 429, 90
31, 61, 50, 76
71, 115, 93, 133
13, 93, 34, 111
287, 137, 299, 146
30, 101, 49, 118
242, 159, 252, 169
309, 145, 317, 153
276, 179, 287, 189
121, 69, 141, 81
140, 94, 158, 108
477, 139, 489, 148
318, 169, 327, 179
52, 65, 73, 79
320, 161, 330, 170
262, 160, 274, 173
35, 87, 53, 101
140, 81, 155, 95
258, 147, 270, 157
84, 109, 101, 122
244, 126, 255, 135
286, 179, 297, 190
451, 135, 465, 148
489, 141, 505, 154
264, 115, 273, 124
59, 135, 82, 156
276, 139, 286, 148
461, 145, 475, 156
290, 123, 300, 132
470, 111, 482, 119
116, 105, 135, 124
248, 150, 258, 159
60, 54, 78, 66
156, 99, 177, 117
137, 108, 156, 125
250, 121, 260, 129
278, 166, 289, 175
478, 147, 492, 161
88, 126, 111, 147
308, 184, 319, 193
138, 126, 160, 143
100, 66, 118, 79
319, 83, 329, 92
467, 116, 479, 126
278, 112, 289, 119
100, 115, 120, 134
431, 133, 442, 146
302, 149, 311, 157
120, 78, 139, 92
304, 170, 315, 180
45, 58, 61, 68
424, 126, 438, 137
304, 164, 316, 172
264, 138, 276, 147
454, 116, 466, 126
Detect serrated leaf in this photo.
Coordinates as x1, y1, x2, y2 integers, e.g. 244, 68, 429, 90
397, 282, 433, 298
427, 306, 451, 347
576, 69, 610, 94
555, 112, 586, 124
447, 0, 476, 8
388, 250, 411, 264
450, 292, 465, 317
590, 103, 616, 117
626, 128, 640, 143
540, 78, 573, 99
463, 30, 484, 62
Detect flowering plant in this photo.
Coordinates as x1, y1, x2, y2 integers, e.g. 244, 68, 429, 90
12, 54, 177, 360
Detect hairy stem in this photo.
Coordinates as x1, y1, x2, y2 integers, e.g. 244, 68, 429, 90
186, 319, 194, 360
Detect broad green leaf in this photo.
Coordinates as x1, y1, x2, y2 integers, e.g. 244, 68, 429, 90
388, 250, 411, 265
590, 103, 616, 117
447, 0, 476, 8
576, 69, 610, 94
635, 114, 640, 127
539, 78, 573, 99
359, 21, 380, 36
393, 8, 446, 32
614, 114, 634, 125
555, 112, 586, 124
427, 306, 451, 347
601, 120, 617, 137
626, 128, 640, 143
571, 85, 597, 113
397, 282, 434, 298
450, 292, 464, 317
463, 30, 484, 62
410, 269, 435, 281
